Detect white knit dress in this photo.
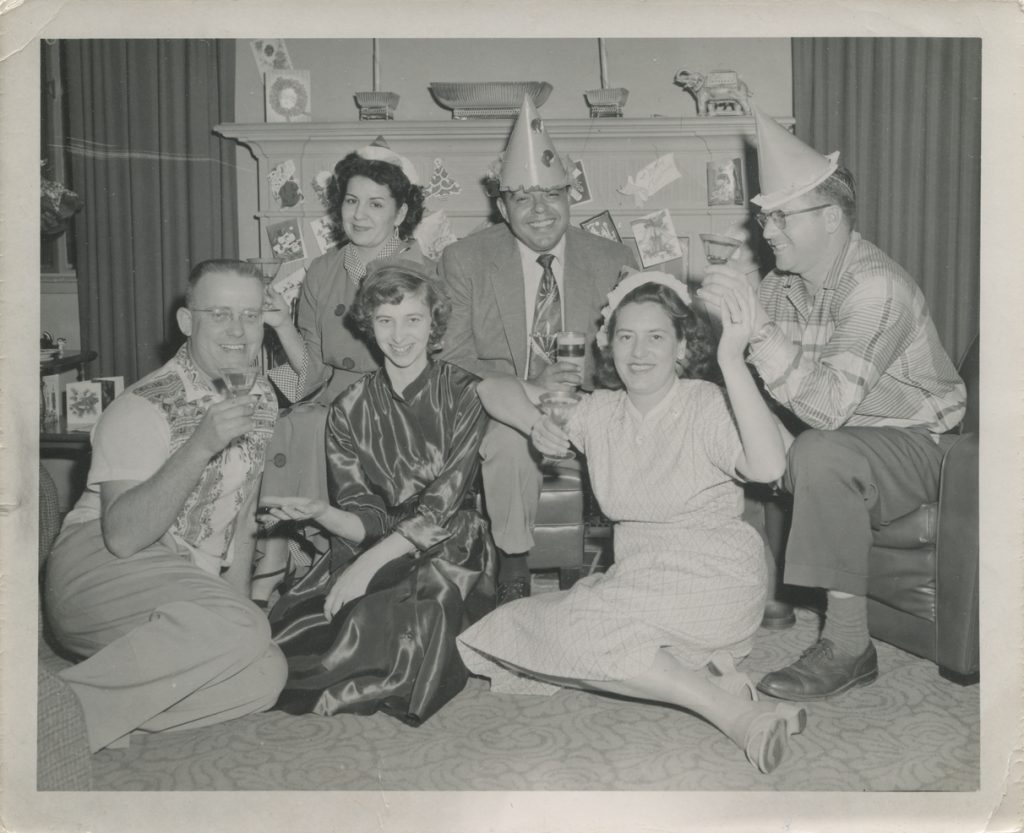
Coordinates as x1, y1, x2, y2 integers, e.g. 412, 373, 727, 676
458, 379, 767, 694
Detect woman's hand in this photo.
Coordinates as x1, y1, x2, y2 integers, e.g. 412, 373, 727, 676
532, 360, 583, 392
323, 562, 373, 620
716, 282, 760, 364
258, 495, 328, 527
698, 266, 767, 328
529, 415, 571, 458
260, 286, 293, 330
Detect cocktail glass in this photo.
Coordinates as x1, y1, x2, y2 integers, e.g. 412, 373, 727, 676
699, 233, 743, 265
218, 367, 258, 399
538, 390, 581, 464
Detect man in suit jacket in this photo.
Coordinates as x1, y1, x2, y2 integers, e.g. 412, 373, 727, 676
439, 96, 635, 603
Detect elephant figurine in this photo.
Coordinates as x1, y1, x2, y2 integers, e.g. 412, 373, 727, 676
674, 70, 752, 116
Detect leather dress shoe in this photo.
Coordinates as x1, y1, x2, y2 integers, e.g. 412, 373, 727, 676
496, 577, 531, 606
761, 600, 796, 631
756, 638, 878, 701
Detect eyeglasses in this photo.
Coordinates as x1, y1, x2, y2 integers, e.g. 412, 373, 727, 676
755, 204, 833, 230
190, 307, 263, 326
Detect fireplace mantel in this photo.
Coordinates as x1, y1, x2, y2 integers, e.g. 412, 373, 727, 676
216, 115, 792, 272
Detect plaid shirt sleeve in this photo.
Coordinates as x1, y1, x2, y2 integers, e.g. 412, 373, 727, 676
748, 271, 918, 430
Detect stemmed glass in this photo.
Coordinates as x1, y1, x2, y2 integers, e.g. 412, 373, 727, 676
699, 233, 743, 265
537, 390, 581, 465
217, 367, 258, 399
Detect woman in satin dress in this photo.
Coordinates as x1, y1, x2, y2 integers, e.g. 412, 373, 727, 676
254, 145, 432, 603
259, 263, 496, 724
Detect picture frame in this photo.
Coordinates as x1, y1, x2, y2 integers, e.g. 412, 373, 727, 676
264, 69, 312, 123
707, 157, 745, 206
567, 157, 593, 206
660, 236, 689, 283
630, 208, 683, 268
580, 209, 621, 243
268, 159, 303, 209
65, 377, 122, 431
266, 217, 307, 262
250, 39, 293, 75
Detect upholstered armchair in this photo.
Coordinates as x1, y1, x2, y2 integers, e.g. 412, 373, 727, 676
528, 459, 587, 590
865, 335, 979, 678
765, 336, 980, 680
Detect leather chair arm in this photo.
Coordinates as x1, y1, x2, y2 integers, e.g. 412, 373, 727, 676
934, 431, 980, 675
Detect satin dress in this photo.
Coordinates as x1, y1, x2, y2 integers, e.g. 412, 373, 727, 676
269, 360, 497, 725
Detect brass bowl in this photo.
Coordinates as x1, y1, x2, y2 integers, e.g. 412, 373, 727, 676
428, 81, 553, 116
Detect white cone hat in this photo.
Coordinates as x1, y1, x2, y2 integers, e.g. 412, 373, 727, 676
497, 94, 570, 192
751, 106, 838, 210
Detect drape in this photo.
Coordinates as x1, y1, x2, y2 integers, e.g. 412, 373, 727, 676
792, 38, 981, 362
64, 39, 238, 383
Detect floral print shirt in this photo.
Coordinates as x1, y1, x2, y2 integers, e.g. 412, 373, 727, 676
63, 345, 277, 575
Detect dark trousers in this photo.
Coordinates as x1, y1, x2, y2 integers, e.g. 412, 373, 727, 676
780, 427, 955, 596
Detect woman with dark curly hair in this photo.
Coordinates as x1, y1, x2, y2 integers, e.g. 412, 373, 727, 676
258, 263, 497, 724
264, 144, 428, 404
255, 144, 430, 602
458, 271, 806, 774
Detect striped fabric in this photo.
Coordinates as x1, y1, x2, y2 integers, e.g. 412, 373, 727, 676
748, 233, 966, 433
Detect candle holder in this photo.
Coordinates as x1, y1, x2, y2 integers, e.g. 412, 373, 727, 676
355, 91, 400, 121
584, 87, 629, 118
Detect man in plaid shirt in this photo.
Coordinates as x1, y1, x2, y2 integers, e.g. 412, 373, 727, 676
700, 109, 966, 701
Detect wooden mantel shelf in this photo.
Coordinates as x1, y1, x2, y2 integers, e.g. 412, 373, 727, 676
216, 116, 789, 145
217, 116, 793, 266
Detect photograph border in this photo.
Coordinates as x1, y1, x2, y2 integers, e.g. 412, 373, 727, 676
3, 4, 1022, 833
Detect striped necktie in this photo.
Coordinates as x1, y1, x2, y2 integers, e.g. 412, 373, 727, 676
529, 253, 562, 379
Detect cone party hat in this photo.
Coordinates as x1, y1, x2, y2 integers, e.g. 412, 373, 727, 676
497, 94, 570, 192
356, 136, 420, 184
750, 106, 838, 210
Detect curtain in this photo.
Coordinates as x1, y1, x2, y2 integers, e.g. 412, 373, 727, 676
64, 39, 238, 383
792, 38, 981, 362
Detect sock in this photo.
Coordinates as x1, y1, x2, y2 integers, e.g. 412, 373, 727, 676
821, 591, 870, 656
499, 552, 530, 584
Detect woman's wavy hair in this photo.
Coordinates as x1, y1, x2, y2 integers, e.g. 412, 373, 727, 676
351, 264, 451, 353
325, 151, 425, 245
594, 282, 719, 389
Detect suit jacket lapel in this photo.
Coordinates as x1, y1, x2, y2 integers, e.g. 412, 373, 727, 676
563, 228, 598, 333
487, 227, 529, 375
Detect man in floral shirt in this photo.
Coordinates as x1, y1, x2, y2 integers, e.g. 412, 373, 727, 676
46, 260, 286, 751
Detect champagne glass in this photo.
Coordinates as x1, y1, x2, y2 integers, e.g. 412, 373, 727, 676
537, 390, 581, 464
218, 366, 258, 399
699, 233, 743, 265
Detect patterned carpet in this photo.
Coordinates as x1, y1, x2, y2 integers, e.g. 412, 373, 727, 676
89, 608, 979, 791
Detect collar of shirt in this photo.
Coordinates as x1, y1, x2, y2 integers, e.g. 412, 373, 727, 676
780, 232, 859, 320
518, 236, 567, 336
179, 345, 221, 403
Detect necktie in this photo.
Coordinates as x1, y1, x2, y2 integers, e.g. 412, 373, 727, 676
529, 253, 562, 379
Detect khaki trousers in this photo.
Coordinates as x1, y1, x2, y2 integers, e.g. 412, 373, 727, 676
46, 521, 287, 752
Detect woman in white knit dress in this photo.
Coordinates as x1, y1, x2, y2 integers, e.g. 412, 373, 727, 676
458, 272, 806, 774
